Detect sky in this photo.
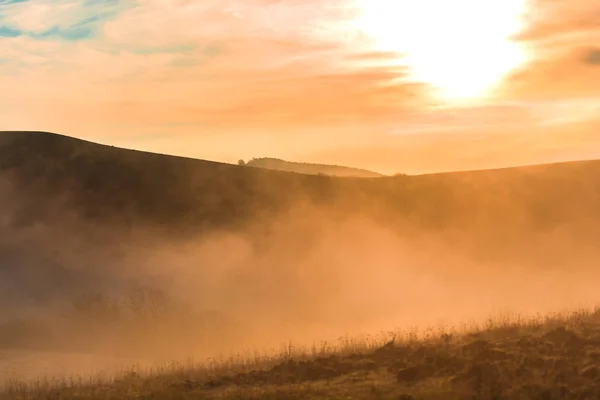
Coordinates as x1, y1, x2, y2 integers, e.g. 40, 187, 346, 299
0, 0, 599, 174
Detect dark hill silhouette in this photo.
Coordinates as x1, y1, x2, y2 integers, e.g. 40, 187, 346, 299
0, 131, 346, 235
243, 157, 384, 177
2, 130, 600, 247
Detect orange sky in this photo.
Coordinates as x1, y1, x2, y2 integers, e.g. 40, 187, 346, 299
1, 0, 599, 174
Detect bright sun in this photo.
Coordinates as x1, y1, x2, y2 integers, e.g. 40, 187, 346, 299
353, 0, 530, 103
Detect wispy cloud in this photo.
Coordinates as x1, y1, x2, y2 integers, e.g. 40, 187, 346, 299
499, 0, 600, 100
0, 0, 127, 41
584, 49, 600, 65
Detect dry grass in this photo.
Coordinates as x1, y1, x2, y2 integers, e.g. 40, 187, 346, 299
3, 308, 600, 400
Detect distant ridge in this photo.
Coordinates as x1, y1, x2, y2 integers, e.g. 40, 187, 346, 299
243, 157, 384, 178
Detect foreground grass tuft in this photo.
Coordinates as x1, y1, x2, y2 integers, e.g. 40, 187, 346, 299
3, 308, 600, 399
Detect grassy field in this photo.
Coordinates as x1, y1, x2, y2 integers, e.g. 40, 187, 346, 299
3, 308, 600, 399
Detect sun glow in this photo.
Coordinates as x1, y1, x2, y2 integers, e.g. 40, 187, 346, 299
353, 0, 530, 103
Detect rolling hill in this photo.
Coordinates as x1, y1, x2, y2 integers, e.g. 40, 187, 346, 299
3, 130, 600, 237
1, 130, 600, 260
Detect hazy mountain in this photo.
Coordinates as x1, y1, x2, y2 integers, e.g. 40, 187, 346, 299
243, 157, 384, 177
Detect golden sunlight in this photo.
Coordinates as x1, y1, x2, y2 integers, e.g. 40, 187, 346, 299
353, 0, 530, 103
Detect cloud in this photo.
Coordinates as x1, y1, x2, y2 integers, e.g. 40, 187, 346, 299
584, 49, 600, 65
0, 25, 19, 37
514, 0, 600, 43
0, 0, 128, 40
499, 0, 600, 100
500, 47, 600, 100
96, 0, 362, 55
189, 67, 426, 128
0, 60, 425, 129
